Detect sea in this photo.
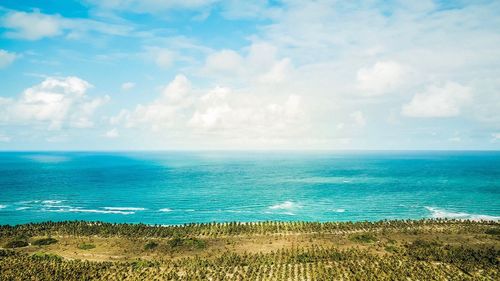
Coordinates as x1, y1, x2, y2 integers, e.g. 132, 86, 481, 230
0, 151, 499, 225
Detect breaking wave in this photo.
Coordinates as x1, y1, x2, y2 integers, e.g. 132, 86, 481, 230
425, 206, 500, 221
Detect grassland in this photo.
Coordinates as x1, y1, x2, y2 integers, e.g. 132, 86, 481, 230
0, 219, 499, 280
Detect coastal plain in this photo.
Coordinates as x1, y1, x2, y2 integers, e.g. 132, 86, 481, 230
0, 219, 499, 280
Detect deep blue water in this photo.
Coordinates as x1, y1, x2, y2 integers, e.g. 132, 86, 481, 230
0, 151, 499, 225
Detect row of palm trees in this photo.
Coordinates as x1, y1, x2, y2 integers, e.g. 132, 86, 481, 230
1, 218, 497, 239
1, 240, 498, 280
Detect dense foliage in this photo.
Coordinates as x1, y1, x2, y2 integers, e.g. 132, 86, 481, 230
0, 219, 497, 238
0, 219, 498, 280
0, 243, 498, 280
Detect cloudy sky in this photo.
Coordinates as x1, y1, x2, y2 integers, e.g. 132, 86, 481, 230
0, 0, 499, 150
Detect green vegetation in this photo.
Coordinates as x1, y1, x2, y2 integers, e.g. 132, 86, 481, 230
3, 240, 28, 248
32, 237, 58, 246
485, 227, 500, 235
0, 219, 498, 280
349, 233, 378, 243
32, 252, 63, 262
144, 241, 158, 250
77, 243, 96, 250
168, 236, 206, 250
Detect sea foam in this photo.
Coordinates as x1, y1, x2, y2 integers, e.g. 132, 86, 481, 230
425, 206, 500, 221
103, 207, 146, 211
269, 201, 299, 210
47, 208, 135, 215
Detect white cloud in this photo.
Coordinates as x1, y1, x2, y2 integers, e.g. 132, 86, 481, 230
0, 76, 109, 130
116, 75, 193, 131
0, 49, 18, 68
203, 42, 294, 84
1, 10, 133, 40
112, 75, 306, 145
188, 89, 303, 133
121, 82, 135, 91
220, 0, 281, 20
402, 82, 472, 118
357, 61, 405, 96
204, 49, 243, 72
145, 47, 175, 68
85, 0, 218, 13
1, 11, 62, 40
105, 128, 119, 138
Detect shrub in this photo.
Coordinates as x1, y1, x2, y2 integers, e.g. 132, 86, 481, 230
168, 236, 205, 250
33, 237, 58, 246
77, 243, 95, 250
32, 252, 63, 262
485, 228, 500, 235
144, 241, 158, 250
349, 233, 378, 243
4, 240, 29, 248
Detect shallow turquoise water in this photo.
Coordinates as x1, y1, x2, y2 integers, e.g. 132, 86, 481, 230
0, 151, 499, 225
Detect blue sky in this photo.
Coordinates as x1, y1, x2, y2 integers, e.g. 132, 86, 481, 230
0, 0, 499, 150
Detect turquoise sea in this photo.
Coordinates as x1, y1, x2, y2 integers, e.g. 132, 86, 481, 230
0, 151, 499, 225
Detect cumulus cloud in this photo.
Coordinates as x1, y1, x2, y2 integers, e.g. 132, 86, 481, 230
401, 82, 472, 118
0, 49, 18, 68
1, 10, 133, 40
357, 61, 406, 96
0, 76, 109, 130
111, 75, 305, 145
114, 75, 193, 131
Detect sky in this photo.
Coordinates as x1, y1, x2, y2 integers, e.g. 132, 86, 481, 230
0, 0, 499, 150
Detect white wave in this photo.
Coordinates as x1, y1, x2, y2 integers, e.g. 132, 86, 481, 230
425, 206, 500, 221
42, 200, 63, 204
159, 208, 172, 212
18, 200, 40, 204
43, 204, 72, 208
44, 207, 135, 215
103, 207, 146, 211
332, 208, 346, 213
15, 207, 30, 210
269, 201, 299, 210
0, 205, 7, 209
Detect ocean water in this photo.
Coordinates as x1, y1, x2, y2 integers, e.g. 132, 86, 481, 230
0, 151, 499, 225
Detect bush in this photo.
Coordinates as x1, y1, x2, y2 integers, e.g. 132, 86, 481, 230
33, 237, 58, 246
4, 240, 29, 248
32, 252, 63, 262
168, 236, 205, 250
349, 233, 378, 243
144, 241, 158, 250
77, 243, 95, 250
485, 228, 500, 235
